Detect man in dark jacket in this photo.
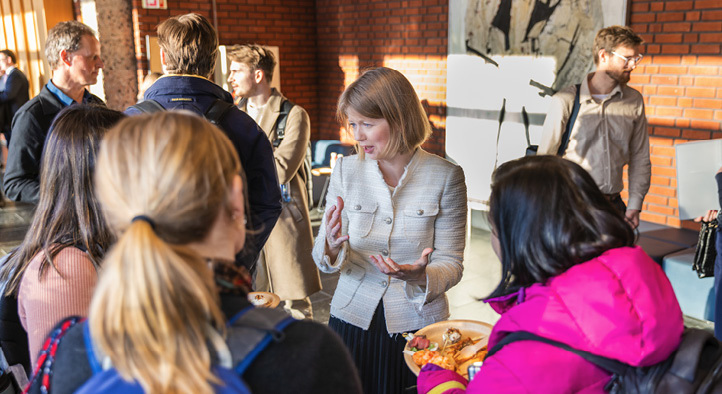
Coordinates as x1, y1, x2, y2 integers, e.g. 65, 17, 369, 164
3, 21, 105, 203
0, 49, 30, 144
126, 13, 282, 271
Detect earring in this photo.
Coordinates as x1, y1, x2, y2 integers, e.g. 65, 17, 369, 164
231, 213, 245, 230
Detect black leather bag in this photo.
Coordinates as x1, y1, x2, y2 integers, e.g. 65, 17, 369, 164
694, 218, 718, 278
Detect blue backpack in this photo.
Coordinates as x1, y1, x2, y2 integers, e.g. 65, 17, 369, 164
74, 306, 295, 394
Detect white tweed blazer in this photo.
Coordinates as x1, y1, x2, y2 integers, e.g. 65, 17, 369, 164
312, 149, 467, 333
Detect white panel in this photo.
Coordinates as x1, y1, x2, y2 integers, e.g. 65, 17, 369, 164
676, 139, 722, 219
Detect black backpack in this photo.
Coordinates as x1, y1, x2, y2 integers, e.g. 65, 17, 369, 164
271, 99, 313, 208
487, 329, 722, 393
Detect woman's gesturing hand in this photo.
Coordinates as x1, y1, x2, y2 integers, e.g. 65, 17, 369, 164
324, 196, 349, 261
370, 248, 433, 283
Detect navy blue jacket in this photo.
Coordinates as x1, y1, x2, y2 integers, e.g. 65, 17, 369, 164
0, 67, 30, 138
126, 75, 282, 270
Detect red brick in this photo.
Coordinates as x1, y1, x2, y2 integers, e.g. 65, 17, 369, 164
666, 1, 694, 10
657, 86, 683, 95
696, 76, 722, 88
647, 106, 682, 117
640, 212, 667, 225
689, 66, 721, 75
690, 120, 721, 131
631, 2, 649, 12
663, 22, 692, 32
696, 0, 722, 9
633, 13, 656, 23
650, 96, 678, 106
702, 10, 722, 21
685, 108, 715, 119
644, 193, 669, 205
686, 11, 701, 21
663, 43, 693, 55
681, 129, 712, 139
693, 98, 722, 109
649, 136, 675, 146
658, 12, 685, 22
658, 65, 688, 74
655, 33, 684, 43
691, 44, 721, 53
678, 97, 693, 107
650, 2, 665, 12
651, 75, 679, 85
651, 145, 676, 157
687, 86, 717, 97
693, 22, 722, 31
648, 184, 676, 196
684, 33, 699, 42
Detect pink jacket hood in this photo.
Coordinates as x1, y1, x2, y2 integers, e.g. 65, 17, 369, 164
486, 246, 683, 366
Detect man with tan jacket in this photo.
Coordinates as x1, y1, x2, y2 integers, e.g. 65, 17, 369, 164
227, 44, 320, 319
539, 26, 650, 229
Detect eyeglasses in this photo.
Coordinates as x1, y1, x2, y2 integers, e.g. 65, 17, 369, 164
611, 51, 643, 67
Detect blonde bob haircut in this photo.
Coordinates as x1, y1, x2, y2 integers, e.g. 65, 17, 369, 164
337, 67, 431, 160
90, 112, 241, 394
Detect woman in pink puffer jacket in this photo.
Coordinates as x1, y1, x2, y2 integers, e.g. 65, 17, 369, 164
418, 155, 684, 393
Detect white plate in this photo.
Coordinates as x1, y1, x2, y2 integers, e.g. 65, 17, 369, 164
403, 319, 493, 376
247, 292, 281, 308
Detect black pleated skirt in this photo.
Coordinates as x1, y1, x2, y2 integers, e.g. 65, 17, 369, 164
328, 303, 417, 394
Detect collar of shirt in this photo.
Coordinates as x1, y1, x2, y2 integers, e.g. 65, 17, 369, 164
583, 72, 625, 102
46, 80, 93, 106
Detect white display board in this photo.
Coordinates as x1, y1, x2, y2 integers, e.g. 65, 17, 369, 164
676, 139, 722, 220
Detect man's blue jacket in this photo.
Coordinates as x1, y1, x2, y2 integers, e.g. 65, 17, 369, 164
126, 75, 282, 270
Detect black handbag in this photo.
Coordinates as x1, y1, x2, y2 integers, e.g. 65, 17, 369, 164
693, 218, 718, 278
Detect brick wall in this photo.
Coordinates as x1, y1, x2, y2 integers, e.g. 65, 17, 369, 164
129, 0, 318, 131
628, 0, 722, 227
315, 0, 448, 155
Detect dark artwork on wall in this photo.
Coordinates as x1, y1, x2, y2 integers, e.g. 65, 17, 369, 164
466, 0, 604, 92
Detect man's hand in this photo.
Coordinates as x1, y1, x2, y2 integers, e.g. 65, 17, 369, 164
694, 210, 718, 223
369, 248, 433, 283
625, 209, 641, 229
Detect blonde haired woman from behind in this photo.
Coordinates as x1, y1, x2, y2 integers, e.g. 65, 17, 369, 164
24, 112, 362, 394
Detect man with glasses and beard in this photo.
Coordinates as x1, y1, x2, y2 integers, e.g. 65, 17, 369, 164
539, 25, 650, 229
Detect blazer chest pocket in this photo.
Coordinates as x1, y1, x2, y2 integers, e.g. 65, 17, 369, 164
346, 201, 377, 238
334, 262, 367, 309
403, 203, 439, 245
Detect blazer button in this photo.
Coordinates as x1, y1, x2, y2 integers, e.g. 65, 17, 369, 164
381, 249, 389, 257
417, 209, 424, 215
345, 268, 352, 275
354, 204, 361, 210
381, 280, 388, 287
385, 217, 392, 224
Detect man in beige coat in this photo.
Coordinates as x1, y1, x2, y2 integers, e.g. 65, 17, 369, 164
227, 44, 320, 319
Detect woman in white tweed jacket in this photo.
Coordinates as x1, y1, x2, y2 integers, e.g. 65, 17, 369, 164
312, 67, 467, 394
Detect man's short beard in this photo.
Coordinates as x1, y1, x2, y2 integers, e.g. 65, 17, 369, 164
605, 69, 630, 84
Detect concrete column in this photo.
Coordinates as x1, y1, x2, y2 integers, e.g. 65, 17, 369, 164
80, 0, 137, 110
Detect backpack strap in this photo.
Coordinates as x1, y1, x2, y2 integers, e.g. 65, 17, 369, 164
272, 99, 295, 148
204, 99, 235, 126
226, 306, 296, 375
557, 83, 581, 156
487, 331, 629, 377
82, 322, 103, 374
26, 316, 83, 394
128, 99, 166, 114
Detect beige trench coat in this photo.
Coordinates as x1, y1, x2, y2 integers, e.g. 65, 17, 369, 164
239, 89, 321, 300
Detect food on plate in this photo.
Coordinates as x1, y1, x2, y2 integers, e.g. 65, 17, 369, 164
443, 328, 462, 344
405, 327, 488, 378
250, 293, 272, 307
407, 335, 431, 351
